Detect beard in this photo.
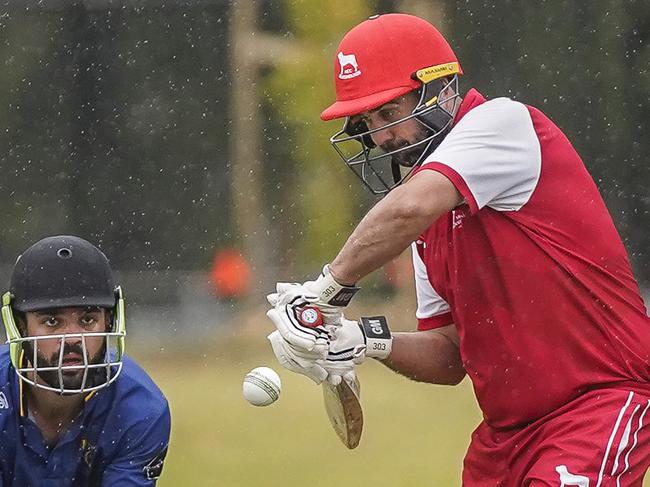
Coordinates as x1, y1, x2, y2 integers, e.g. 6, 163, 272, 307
23, 340, 108, 394
380, 124, 434, 168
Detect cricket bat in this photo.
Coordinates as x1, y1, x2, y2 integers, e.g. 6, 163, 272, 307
322, 374, 363, 449
296, 305, 364, 449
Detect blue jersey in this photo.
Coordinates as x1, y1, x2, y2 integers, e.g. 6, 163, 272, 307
0, 346, 171, 486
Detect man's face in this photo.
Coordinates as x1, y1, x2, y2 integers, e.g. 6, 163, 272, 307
351, 91, 432, 167
23, 307, 110, 392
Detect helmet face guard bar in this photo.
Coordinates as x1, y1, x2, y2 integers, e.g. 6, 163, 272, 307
329, 75, 460, 196
1, 287, 127, 394
12, 332, 124, 394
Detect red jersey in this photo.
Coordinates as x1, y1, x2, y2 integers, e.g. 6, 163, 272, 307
412, 89, 650, 429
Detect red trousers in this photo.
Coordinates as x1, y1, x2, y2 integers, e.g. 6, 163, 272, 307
463, 386, 650, 486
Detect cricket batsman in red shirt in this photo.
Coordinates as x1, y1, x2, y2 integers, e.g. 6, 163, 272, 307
265, 13, 650, 486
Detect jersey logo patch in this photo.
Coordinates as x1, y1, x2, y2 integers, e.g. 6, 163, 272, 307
452, 210, 466, 229
0, 392, 9, 409
80, 438, 97, 468
144, 446, 168, 480
555, 465, 589, 486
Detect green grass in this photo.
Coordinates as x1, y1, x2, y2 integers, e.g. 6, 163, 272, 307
136, 332, 650, 486
130, 285, 650, 485
136, 334, 482, 487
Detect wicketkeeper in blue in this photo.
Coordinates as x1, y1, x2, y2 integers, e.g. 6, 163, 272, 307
0, 235, 171, 486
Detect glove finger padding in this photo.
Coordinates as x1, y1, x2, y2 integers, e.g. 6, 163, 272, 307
327, 318, 367, 362
319, 316, 392, 386
266, 292, 279, 307
268, 331, 328, 384
325, 368, 357, 387
317, 318, 364, 387
267, 286, 313, 307
266, 308, 329, 357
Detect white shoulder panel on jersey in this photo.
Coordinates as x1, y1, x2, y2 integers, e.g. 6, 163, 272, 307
411, 243, 450, 320
423, 97, 542, 212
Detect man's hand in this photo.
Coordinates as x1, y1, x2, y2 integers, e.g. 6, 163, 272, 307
267, 312, 393, 387
265, 265, 361, 356
267, 331, 328, 384
319, 319, 360, 386
266, 284, 330, 357
321, 316, 393, 385
302, 265, 360, 322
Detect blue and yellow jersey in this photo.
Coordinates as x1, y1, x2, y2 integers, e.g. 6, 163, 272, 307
0, 346, 170, 486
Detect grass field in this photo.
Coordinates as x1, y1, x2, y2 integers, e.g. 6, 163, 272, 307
135, 329, 482, 487
133, 298, 650, 486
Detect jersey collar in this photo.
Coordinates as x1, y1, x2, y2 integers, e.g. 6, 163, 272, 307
453, 88, 486, 126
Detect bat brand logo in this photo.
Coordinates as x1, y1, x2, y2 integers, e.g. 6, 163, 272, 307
338, 52, 362, 79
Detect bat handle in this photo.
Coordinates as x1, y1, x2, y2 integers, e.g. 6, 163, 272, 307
296, 305, 324, 328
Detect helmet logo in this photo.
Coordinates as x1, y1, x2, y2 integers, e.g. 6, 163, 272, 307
337, 52, 361, 79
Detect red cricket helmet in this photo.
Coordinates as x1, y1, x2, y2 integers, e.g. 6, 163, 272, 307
322, 14, 464, 195
321, 13, 462, 121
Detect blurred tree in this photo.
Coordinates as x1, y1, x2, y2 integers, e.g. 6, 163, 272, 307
621, 0, 650, 283
0, 3, 233, 271
79, 3, 233, 270
263, 0, 372, 274
1, 1, 647, 288
0, 11, 72, 257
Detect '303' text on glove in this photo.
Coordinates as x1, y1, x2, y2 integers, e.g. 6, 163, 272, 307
301, 264, 360, 322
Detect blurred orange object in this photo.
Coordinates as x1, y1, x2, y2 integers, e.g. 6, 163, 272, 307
209, 248, 251, 299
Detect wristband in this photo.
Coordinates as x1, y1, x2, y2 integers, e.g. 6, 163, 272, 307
359, 316, 392, 359
314, 265, 360, 307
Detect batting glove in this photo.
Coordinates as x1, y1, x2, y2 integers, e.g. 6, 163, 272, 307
267, 265, 360, 325
267, 331, 328, 384
266, 284, 330, 357
321, 315, 393, 385
303, 265, 360, 322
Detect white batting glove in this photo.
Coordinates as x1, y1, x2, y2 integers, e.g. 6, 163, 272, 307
302, 265, 360, 322
321, 316, 393, 385
267, 331, 328, 384
267, 265, 360, 325
266, 284, 330, 357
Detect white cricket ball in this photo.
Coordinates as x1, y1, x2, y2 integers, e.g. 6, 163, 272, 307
243, 367, 282, 407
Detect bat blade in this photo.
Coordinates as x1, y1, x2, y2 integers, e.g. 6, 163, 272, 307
322, 375, 363, 449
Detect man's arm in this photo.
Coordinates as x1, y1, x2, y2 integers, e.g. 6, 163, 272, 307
329, 170, 461, 285
381, 324, 465, 386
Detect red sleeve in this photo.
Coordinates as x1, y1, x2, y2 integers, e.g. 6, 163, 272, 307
414, 162, 479, 214
417, 311, 454, 331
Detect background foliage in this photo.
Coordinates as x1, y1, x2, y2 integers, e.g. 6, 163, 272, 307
1, 0, 648, 283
